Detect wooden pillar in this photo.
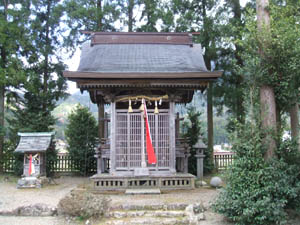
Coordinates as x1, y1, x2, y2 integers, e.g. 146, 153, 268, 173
97, 100, 105, 174
207, 83, 214, 163
175, 112, 180, 139
169, 100, 176, 173
110, 102, 116, 174
98, 102, 105, 139
104, 112, 109, 138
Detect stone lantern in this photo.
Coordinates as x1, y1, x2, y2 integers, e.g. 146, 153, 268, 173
193, 136, 207, 179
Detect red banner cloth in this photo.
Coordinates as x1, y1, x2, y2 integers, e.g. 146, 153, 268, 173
28, 154, 32, 175
144, 102, 157, 164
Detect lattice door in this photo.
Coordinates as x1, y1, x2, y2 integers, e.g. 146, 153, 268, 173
115, 110, 169, 170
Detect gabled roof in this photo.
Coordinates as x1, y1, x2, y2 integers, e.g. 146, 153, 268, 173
63, 32, 222, 91
64, 32, 221, 79
15, 132, 55, 153
77, 43, 207, 74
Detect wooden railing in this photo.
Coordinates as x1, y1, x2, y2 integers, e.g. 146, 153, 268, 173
214, 152, 234, 170
2, 155, 15, 173
2, 154, 97, 175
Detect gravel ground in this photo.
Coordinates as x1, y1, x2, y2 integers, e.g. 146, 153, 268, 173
0, 176, 90, 212
0, 175, 231, 225
0, 176, 299, 225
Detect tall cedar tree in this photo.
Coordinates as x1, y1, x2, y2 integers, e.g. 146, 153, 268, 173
65, 105, 98, 175
269, 1, 300, 145
0, 1, 30, 173
213, 0, 253, 129
137, 0, 160, 32
63, 0, 120, 52
117, 0, 138, 32
8, 0, 67, 153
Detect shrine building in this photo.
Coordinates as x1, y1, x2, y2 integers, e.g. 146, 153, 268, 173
63, 32, 221, 190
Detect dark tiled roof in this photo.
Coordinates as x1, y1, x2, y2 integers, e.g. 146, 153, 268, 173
77, 43, 208, 73
15, 132, 55, 153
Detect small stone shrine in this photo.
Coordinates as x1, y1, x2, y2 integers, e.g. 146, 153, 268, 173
15, 132, 55, 188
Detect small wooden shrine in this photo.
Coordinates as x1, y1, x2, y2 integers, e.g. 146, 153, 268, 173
15, 132, 55, 177
64, 32, 221, 190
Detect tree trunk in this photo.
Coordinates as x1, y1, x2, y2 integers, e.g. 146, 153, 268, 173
260, 85, 277, 159
0, 85, 4, 174
290, 103, 299, 149
97, 0, 102, 30
128, 0, 134, 32
42, 0, 52, 113
257, 0, 277, 159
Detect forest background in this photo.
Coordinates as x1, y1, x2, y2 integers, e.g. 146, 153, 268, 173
0, 0, 299, 172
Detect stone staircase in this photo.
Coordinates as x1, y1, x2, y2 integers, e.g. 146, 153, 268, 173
102, 203, 205, 225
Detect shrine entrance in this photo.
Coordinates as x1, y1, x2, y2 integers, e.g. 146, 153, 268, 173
115, 110, 170, 170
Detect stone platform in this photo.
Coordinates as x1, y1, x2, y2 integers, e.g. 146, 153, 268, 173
91, 173, 195, 191
17, 176, 49, 189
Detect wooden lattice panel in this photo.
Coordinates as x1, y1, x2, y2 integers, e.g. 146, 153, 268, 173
115, 110, 169, 170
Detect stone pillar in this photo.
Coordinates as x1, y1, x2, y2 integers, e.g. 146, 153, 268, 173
95, 147, 102, 174
195, 150, 205, 179
183, 153, 190, 173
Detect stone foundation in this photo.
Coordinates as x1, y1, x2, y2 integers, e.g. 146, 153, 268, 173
17, 176, 49, 189
91, 173, 195, 190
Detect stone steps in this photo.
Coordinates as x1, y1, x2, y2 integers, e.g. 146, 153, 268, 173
103, 202, 205, 225
105, 210, 187, 219
110, 203, 188, 211
103, 216, 190, 225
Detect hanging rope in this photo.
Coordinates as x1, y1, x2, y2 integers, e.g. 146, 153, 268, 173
116, 95, 169, 103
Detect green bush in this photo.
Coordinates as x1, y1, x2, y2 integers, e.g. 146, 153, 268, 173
65, 104, 98, 175
182, 106, 213, 175
212, 122, 300, 225
46, 141, 58, 177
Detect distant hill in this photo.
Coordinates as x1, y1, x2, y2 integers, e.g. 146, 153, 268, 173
52, 91, 98, 139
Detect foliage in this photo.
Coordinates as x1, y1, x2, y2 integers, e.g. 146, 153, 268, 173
239, 2, 300, 115
65, 104, 98, 175
63, 0, 120, 52
6, 1, 67, 176
183, 106, 213, 175
57, 190, 110, 219
1, 140, 23, 175
46, 141, 58, 177
0, 0, 30, 172
212, 122, 300, 225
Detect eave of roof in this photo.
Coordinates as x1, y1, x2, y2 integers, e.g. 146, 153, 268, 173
63, 71, 222, 79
